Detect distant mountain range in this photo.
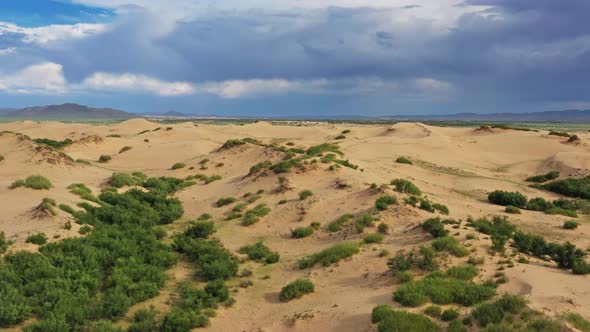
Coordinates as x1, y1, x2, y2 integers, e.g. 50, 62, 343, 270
1, 103, 590, 122
0, 103, 135, 120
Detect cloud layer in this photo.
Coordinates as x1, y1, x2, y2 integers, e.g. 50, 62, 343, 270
0, 0, 589, 115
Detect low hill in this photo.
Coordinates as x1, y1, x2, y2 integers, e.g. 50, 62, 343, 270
1, 103, 135, 120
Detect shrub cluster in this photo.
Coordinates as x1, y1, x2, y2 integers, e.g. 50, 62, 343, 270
422, 218, 449, 238
291, 227, 314, 239
327, 214, 354, 232
279, 279, 315, 302
299, 190, 313, 201
471, 294, 526, 327
216, 197, 236, 207
355, 213, 375, 233
298, 242, 360, 269
364, 233, 384, 244
488, 190, 527, 208
238, 242, 280, 264
387, 247, 438, 273
395, 157, 413, 165
9, 175, 52, 190
241, 204, 271, 226
33, 138, 73, 150
541, 176, 590, 200
375, 195, 398, 211
371, 305, 440, 332
526, 171, 560, 183
171, 162, 186, 170
391, 179, 422, 195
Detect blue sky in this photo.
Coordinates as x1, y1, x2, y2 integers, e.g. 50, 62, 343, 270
0, 0, 589, 116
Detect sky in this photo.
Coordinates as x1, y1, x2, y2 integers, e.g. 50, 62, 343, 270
0, 0, 589, 116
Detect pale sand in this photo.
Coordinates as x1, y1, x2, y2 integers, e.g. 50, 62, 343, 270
0, 120, 589, 331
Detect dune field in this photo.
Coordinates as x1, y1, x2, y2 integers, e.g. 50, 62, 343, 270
0, 119, 589, 331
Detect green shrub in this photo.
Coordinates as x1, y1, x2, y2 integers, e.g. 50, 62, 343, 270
98, 154, 112, 163
335, 135, 346, 140
219, 139, 246, 150
378, 222, 389, 234
109, 173, 139, 188
160, 308, 209, 331
241, 204, 271, 226
291, 227, 314, 239
33, 138, 73, 149
445, 265, 479, 280
447, 320, 465, 332
299, 190, 313, 201
376, 195, 398, 211
364, 233, 384, 244
298, 242, 360, 269
371, 306, 440, 332
431, 237, 469, 257
393, 271, 495, 307
25, 233, 47, 245
548, 131, 571, 138
128, 308, 158, 332
525, 197, 552, 211
0, 231, 12, 255
422, 218, 448, 238
488, 190, 527, 208
239, 242, 279, 264
355, 213, 375, 232
432, 203, 449, 215
396, 157, 413, 165
469, 216, 516, 238
119, 146, 133, 154
504, 206, 521, 214
279, 279, 314, 302
10, 175, 52, 190
526, 171, 560, 183
563, 220, 579, 230
203, 175, 222, 184
171, 162, 186, 170
185, 221, 215, 239
391, 179, 422, 195
471, 294, 526, 327
216, 197, 236, 207
327, 214, 354, 232
544, 207, 578, 217
542, 176, 590, 200
396, 271, 413, 283
306, 143, 343, 157
564, 313, 590, 332
441, 309, 460, 321
424, 305, 442, 318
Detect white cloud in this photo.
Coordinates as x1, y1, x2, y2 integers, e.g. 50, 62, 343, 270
199, 79, 327, 98
0, 47, 16, 55
0, 63, 67, 94
81, 73, 195, 96
0, 22, 107, 45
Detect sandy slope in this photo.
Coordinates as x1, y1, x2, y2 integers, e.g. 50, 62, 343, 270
0, 120, 589, 331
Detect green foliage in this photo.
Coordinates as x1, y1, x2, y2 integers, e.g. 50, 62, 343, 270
355, 213, 375, 232
563, 220, 579, 230
306, 143, 343, 157
469, 216, 516, 238
422, 218, 449, 238
376, 195, 398, 211
299, 190, 313, 200
0, 231, 13, 254
33, 138, 73, 150
10, 175, 52, 190
371, 305, 440, 332
171, 162, 186, 170
291, 227, 314, 239
185, 221, 215, 239
327, 214, 354, 232
564, 313, 590, 332
239, 242, 280, 264
219, 139, 246, 150
241, 204, 271, 226
109, 172, 143, 188
393, 271, 495, 307
542, 176, 590, 200
548, 131, 571, 138
342, 129, 351, 134
333, 159, 359, 169
391, 179, 422, 195
432, 203, 449, 215
364, 233, 384, 244
544, 207, 578, 217
488, 190, 527, 208
142, 176, 196, 193
25, 233, 48, 245
526, 171, 560, 183
525, 197, 552, 211
216, 197, 236, 207
174, 233, 238, 281
298, 242, 360, 269
441, 309, 460, 321
279, 279, 314, 302
118, 146, 133, 154
98, 154, 112, 163
396, 157, 413, 165
445, 265, 479, 280
512, 231, 587, 270
424, 305, 442, 318
431, 237, 469, 257
504, 205, 521, 214
335, 134, 346, 140
160, 308, 209, 332
128, 308, 158, 332
378, 222, 389, 234
471, 294, 526, 327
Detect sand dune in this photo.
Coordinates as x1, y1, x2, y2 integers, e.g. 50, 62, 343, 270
0, 120, 589, 331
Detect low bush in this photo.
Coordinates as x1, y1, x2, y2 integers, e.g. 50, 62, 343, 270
238, 242, 280, 264
564, 313, 590, 332
327, 214, 354, 232
335, 135, 346, 140
109, 172, 141, 188
422, 218, 448, 238
378, 222, 389, 234
25, 233, 47, 245
505, 205, 521, 214
541, 176, 590, 200
160, 308, 209, 331
488, 190, 527, 208
376, 195, 398, 211
33, 138, 73, 150
526, 171, 560, 183
216, 197, 236, 207
424, 305, 442, 318
396, 157, 413, 165
545, 207, 578, 217
299, 190, 313, 201
291, 227, 314, 239
119, 146, 133, 154
393, 271, 495, 307
391, 179, 422, 195
364, 233, 384, 244
185, 221, 215, 239
355, 213, 375, 232
171, 162, 186, 170
241, 204, 271, 226
548, 131, 571, 138
371, 305, 440, 332
298, 242, 360, 269
563, 220, 579, 230
441, 309, 460, 321
0, 231, 12, 254
471, 294, 526, 327
432, 203, 449, 215
431, 236, 469, 257
98, 154, 112, 163
279, 279, 314, 302
10, 175, 52, 190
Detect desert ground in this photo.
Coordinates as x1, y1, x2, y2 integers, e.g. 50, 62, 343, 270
0, 119, 589, 331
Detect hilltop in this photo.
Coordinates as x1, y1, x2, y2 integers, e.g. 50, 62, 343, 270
0, 103, 135, 120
